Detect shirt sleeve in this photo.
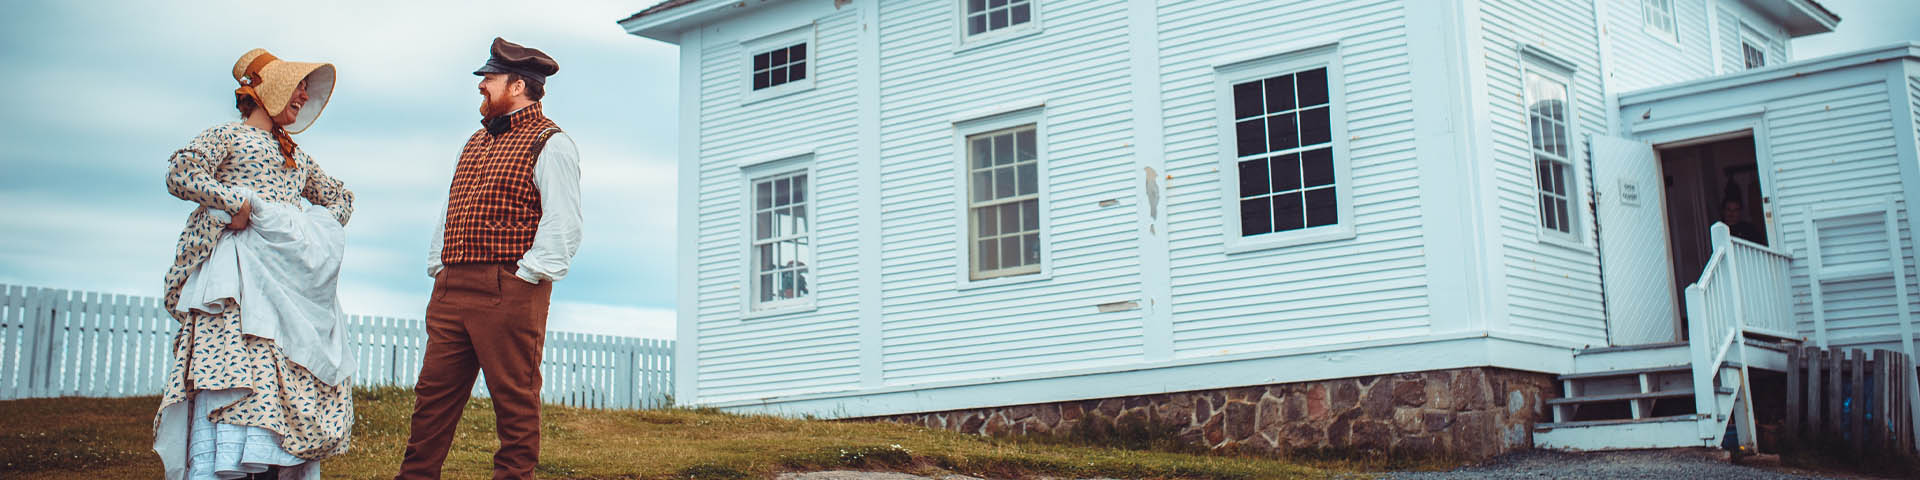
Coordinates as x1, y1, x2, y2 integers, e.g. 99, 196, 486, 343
427, 199, 447, 278
514, 132, 583, 284
166, 125, 244, 215
300, 154, 355, 226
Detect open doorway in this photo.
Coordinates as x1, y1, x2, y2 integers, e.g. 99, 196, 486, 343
1658, 134, 1769, 339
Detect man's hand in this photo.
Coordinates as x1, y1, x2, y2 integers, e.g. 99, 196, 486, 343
226, 199, 253, 230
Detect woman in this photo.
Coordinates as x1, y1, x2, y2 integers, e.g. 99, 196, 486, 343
154, 48, 354, 480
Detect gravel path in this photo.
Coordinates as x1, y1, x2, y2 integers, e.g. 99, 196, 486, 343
775, 448, 1868, 480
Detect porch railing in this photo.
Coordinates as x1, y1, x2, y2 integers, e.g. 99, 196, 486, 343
1685, 222, 1795, 444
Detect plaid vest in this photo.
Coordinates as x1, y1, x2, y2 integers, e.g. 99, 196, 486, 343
442, 103, 561, 264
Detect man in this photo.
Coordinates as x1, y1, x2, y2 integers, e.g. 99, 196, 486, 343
397, 37, 582, 480
1721, 198, 1765, 245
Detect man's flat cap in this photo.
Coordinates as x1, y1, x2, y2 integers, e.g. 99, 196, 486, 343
473, 37, 558, 85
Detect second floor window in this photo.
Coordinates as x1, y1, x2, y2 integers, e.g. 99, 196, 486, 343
1740, 24, 1769, 70
965, 0, 1033, 37
1641, 0, 1678, 43
752, 43, 806, 91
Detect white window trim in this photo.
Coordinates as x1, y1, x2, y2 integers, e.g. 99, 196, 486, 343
740, 23, 817, 105
738, 153, 819, 318
952, 105, 1050, 290
1738, 21, 1770, 70
1519, 48, 1589, 251
1212, 42, 1354, 255
952, 0, 1042, 53
1641, 0, 1680, 46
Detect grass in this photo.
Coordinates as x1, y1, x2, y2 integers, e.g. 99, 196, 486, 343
0, 387, 1368, 480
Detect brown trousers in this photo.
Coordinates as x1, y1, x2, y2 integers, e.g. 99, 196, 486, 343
396, 263, 551, 480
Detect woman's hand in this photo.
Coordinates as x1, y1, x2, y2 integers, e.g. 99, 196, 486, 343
227, 199, 253, 230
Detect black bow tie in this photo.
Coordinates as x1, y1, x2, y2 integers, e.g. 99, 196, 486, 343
483, 114, 513, 136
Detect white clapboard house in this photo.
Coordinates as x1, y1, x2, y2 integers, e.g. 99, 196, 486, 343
620, 0, 1919, 452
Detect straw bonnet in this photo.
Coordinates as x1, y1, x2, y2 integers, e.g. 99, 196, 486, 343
231, 48, 335, 134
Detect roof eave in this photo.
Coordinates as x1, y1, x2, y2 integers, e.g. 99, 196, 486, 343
1776, 0, 1841, 37
618, 0, 780, 45
1618, 42, 1918, 108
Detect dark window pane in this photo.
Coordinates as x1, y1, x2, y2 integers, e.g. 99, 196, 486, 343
1011, 3, 1030, 24
977, 206, 997, 237
969, 0, 986, 13
1240, 198, 1271, 236
1297, 68, 1329, 106
994, 134, 1015, 165
972, 138, 993, 168
1237, 158, 1269, 197
775, 178, 791, 206
759, 273, 773, 302
791, 63, 806, 81
1273, 153, 1301, 192
1302, 148, 1334, 187
759, 244, 776, 271
972, 171, 991, 202
1274, 192, 1305, 232
1300, 107, 1331, 146
1554, 198, 1571, 233
770, 48, 787, 66
990, 0, 1007, 8
1000, 202, 1020, 234
969, 15, 986, 35
990, 9, 1008, 30
771, 208, 787, 238
1016, 130, 1036, 161
754, 71, 770, 90
1001, 236, 1021, 267
756, 212, 772, 240
794, 268, 809, 296
1023, 233, 1040, 264
1265, 75, 1296, 113
1536, 159, 1552, 192
770, 67, 787, 86
1551, 161, 1567, 195
1021, 200, 1039, 231
753, 52, 770, 71
1540, 194, 1557, 231
995, 167, 1015, 199
756, 181, 773, 209
1017, 163, 1037, 196
1232, 82, 1263, 119
1305, 187, 1337, 227
979, 239, 999, 271
1267, 113, 1299, 152
792, 174, 807, 203
792, 206, 808, 233
791, 44, 806, 62
1235, 119, 1266, 157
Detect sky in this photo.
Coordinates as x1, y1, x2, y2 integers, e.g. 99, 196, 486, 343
0, 1, 1913, 341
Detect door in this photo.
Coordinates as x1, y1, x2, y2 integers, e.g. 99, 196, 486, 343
1594, 136, 1680, 345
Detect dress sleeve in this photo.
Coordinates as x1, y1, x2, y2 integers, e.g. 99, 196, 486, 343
165, 126, 243, 214
301, 154, 355, 226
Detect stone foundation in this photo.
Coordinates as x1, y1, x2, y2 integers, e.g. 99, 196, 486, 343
866, 367, 1555, 459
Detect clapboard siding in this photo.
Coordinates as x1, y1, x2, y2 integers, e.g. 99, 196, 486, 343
875, 0, 1144, 385
1161, 0, 1428, 358
1603, 0, 1714, 93
1715, 2, 1789, 73
692, 10, 864, 401
1483, 0, 1610, 345
1766, 78, 1920, 347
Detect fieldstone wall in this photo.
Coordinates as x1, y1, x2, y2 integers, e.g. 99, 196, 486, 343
867, 367, 1555, 459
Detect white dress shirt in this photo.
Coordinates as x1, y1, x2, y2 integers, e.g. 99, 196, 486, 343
426, 131, 583, 284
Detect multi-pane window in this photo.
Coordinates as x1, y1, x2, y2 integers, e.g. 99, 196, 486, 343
1231, 67, 1336, 237
751, 43, 807, 91
967, 126, 1041, 280
751, 171, 811, 309
964, 0, 1033, 37
1641, 0, 1677, 42
1525, 70, 1576, 236
1740, 25, 1768, 70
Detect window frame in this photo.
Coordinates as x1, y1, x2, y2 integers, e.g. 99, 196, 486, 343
738, 154, 818, 318
952, 105, 1050, 289
1738, 21, 1770, 70
1519, 49, 1587, 248
1212, 42, 1354, 254
1641, 0, 1680, 45
953, 0, 1041, 52
740, 23, 817, 105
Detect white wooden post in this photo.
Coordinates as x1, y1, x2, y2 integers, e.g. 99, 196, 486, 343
1804, 207, 1829, 348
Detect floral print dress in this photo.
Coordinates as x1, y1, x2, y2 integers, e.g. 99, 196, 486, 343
156, 122, 355, 462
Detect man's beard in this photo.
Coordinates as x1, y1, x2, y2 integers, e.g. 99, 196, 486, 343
480, 91, 513, 118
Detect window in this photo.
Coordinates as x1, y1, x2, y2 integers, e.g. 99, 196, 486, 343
1524, 68, 1578, 239
1641, 0, 1678, 43
748, 168, 812, 311
751, 43, 806, 91
741, 24, 815, 103
964, 0, 1034, 37
966, 125, 1041, 280
1739, 24, 1769, 70
1214, 43, 1352, 252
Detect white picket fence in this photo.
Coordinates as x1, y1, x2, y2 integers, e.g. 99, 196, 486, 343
0, 284, 674, 409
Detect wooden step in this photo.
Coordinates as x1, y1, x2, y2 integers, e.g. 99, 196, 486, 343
1534, 414, 1703, 432
1555, 365, 1689, 381
1547, 390, 1693, 406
